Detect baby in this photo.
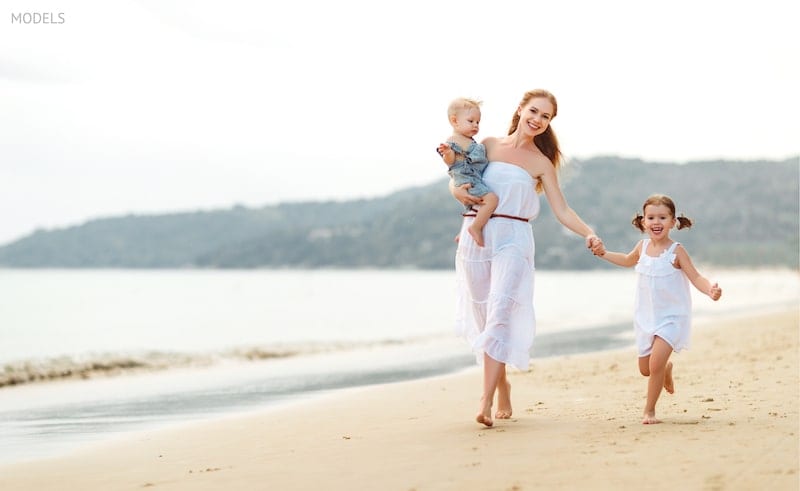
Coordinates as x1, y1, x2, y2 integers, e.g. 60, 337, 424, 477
437, 97, 498, 247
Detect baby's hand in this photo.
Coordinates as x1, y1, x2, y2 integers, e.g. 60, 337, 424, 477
437, 143, 456, 166
709, 282, 722, 301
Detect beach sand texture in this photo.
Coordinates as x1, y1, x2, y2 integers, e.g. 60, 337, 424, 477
1, 309, 797, 491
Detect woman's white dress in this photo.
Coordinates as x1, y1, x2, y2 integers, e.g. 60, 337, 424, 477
633, 239, 692, 356
454, 162, 540, 370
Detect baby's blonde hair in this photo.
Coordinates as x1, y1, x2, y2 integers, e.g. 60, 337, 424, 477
447, 97, 482, 119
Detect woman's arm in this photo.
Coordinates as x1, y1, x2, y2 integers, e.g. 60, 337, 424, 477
674, 245, 722, 300
449, 180, 484, 206
599, 241, 641, 268
540, 163, 597, 240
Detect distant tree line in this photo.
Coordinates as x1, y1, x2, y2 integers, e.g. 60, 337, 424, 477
1, 156, 797, 270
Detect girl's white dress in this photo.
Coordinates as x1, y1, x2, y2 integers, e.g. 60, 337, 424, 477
634, 239, 692, 357
455, 162, 540, 370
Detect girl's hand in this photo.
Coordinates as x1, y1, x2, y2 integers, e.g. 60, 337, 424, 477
452, 183, 483, 206
437, 143, 456, 166
709, 282, 722, 301
587, 235, 606, 256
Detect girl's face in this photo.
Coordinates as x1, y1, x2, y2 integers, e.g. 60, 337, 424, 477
643, 204, 677, 240
452, 107, 481, 138
517, 97, 554, 137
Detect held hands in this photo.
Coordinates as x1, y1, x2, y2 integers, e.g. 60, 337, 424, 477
586, 235, 606, 256
437, 143, 456, 166
708, 282, 722, 301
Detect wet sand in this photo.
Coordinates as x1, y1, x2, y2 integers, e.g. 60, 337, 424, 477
0, 309, 797, 490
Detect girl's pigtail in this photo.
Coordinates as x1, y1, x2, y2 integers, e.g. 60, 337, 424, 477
631, 214, 645, 232
676, 213, 693, 230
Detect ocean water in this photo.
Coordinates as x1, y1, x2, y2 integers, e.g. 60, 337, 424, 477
0, 268, 797, 464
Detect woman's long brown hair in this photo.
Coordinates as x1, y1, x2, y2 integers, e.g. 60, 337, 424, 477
508, 89, 562, 193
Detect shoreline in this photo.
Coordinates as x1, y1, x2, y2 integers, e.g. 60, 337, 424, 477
0, 308, 797, 490
2, 298, 793, 391
0, 318, 637, 466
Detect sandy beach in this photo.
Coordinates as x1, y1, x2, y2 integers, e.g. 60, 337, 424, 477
1, 308, 797, 491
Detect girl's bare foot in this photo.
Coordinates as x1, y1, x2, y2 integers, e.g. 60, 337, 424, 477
663, 361, 674, 394
642, 411, 662, 424
476, 397, 493, 427
468, 225, 485, 247
495, 381, 512, 419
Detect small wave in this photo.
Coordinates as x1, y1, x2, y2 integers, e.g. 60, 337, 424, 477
0, 337, 441, 389
0, 352, 213, 388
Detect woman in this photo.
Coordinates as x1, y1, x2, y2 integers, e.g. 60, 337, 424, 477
449, 89, 605, 427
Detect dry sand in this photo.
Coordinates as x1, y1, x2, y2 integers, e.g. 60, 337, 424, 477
1, 309, 797, 491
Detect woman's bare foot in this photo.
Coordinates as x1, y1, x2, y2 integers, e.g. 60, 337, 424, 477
642, 411, 662, 424
663, 361, 674, 394
495, 381, 512, 419
476, 397, 493, 427
468, 225, 485, 247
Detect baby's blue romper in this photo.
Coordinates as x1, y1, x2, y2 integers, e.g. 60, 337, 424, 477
446, 140, 490, 211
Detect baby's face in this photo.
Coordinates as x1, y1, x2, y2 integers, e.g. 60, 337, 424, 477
453, 107, 481, 138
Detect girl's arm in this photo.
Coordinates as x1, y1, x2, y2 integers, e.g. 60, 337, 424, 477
599, 240, 642, 268
539, 162, 600, 248
674, 245, 722, 300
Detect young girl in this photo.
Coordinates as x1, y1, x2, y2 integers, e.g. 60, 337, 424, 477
598, 194, 722, 424
437, 98, 499, 247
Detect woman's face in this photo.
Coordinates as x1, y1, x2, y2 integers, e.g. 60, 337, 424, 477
517, 97, 554, 137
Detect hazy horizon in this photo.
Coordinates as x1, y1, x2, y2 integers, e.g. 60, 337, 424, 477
2, 0, 798, 244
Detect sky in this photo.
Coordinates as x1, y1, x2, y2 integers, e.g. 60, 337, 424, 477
1, 0, 798, 245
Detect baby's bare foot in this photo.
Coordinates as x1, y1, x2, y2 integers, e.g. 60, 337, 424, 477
642, 412, 662, 424
664, 361, 674, 394
495, 381, 512, 419
476, 397, 493, 427
468, 225, 485, 247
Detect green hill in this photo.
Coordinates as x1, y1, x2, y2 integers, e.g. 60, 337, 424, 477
1, 156, 797, 269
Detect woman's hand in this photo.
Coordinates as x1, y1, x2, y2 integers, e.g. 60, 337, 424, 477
451, 183, 484, 207
586, 235, 605, 256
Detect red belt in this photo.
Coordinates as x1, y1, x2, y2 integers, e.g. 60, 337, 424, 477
462, 208, 529, 223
